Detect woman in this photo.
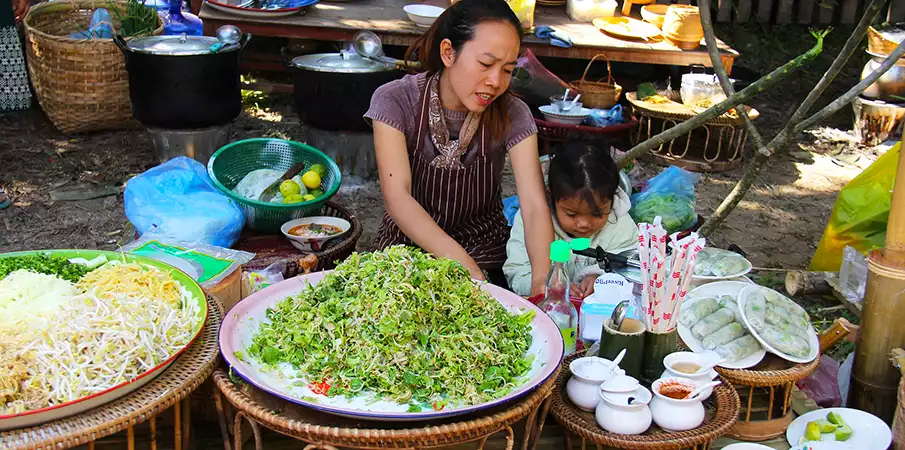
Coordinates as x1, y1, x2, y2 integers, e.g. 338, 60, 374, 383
1, 0, 31, 112
364, 0, 552, 296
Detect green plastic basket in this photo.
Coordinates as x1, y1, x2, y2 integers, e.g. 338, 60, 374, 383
207, 138, 342, 233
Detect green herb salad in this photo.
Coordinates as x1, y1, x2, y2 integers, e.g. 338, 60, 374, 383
243, 246, 536, 411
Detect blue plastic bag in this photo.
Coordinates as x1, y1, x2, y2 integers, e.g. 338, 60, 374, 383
629, 166, 701, 233
124, 157, 245, 247
503, 195, 520, 227
69, 9, 114, 39
584, 105, 624, 127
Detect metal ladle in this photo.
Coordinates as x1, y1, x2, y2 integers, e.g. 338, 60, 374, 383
352, 30, 421, 70
210, 25, 242, 52
611, 300, 629, 331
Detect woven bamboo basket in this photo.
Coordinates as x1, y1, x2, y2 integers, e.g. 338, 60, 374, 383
569, 54, 623, 109
551, 351, 740, 450
23, 0, 163, 134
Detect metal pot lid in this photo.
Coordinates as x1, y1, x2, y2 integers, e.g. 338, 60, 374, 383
127, 35, 227, 55
290, 51, 396, 73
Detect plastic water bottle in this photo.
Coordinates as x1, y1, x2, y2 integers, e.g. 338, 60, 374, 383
539, 240, 578, 356
164, 0, 203, 36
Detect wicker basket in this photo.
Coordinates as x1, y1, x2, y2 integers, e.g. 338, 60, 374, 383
24, 0, 163, 134
569, 54, 623, 109
207, 138, 343, 233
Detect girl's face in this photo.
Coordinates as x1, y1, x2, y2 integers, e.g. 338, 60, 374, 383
554, 193, 612, 239
439, 21, 520, 112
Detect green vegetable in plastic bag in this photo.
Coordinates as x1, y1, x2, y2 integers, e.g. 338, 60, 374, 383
630, 166, 701, 233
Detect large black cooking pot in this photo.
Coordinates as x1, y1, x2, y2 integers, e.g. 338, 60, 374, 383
115, 34, 250, 129
283, 49, 404, 132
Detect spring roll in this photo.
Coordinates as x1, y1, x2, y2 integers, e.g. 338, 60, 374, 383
711, 255, 748, 277
715, 335, 761, 361
701, 322, 747, 350
718, 295, 737, 309
679, 297, 720, 328
691, 308, 736, 340
744, 291, 767, 329
760, 324, 812, 359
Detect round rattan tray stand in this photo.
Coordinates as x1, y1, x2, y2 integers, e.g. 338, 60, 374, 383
0, 297, 223, 450
212, 366, 559, 450
626, 91, 758, 173
545, 352, 740, 450
714, 355, 819, 441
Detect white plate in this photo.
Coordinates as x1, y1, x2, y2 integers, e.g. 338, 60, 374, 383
691, 248, 753, 281
789, 443, 852, 450
786, 408, 892, 450
721, 444, 776, 450
677, 281, 766, 369
738, 285, 819, 364
220, 271, 564, 421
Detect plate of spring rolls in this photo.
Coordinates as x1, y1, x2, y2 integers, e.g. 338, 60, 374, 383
677, 281, 766, 369
738, 285, 819, 364
692, 248, 753, 281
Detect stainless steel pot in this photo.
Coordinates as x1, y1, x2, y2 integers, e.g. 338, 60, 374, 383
861, 50, 905, 102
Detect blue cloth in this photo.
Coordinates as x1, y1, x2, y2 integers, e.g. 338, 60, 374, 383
534, 26, 573, 48
503, 195, 520, 227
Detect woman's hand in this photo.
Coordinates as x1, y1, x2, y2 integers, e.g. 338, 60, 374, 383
574, 274, 599, 299
529, 278, 545, 297
14, 0, 29, 22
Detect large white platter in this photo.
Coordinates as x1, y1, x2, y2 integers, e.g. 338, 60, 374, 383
220, 271, 564, 421
677, 281, 766, 369
786, 407, 891, 450
738, 285, 819, 364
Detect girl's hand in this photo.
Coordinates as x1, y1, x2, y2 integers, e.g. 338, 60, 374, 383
529, 277, 546, 298
575, 274, 599, 299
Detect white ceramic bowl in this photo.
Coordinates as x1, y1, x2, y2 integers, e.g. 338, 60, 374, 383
403, 4, 445, 27
538, 105, 591, 126
280, 216, 351, 252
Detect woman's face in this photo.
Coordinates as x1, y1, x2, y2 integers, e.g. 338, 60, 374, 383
440, 21, 520, 113
554, 194, 612, 239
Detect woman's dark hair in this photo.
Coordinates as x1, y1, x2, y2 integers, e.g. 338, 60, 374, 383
548, 142, 620, 213
405, 0, 524, 143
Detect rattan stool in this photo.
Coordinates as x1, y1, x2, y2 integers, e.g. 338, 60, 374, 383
213, 367, 558, 450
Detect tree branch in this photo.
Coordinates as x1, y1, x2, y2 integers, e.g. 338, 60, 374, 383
698, 1, 767, 155
796, 38, 905, 133
617, 32, 826, 168
788, 0, 888, 124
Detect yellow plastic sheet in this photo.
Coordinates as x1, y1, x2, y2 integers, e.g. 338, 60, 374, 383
810, 143, 899, 271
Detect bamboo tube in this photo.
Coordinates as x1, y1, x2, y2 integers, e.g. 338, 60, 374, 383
886, 135, 905, 260
850, 248, 905, 423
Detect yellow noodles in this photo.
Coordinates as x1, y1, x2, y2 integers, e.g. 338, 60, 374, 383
76, 262, 182, 307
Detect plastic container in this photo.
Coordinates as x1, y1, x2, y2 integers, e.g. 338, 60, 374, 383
840, 245, 869, 304
567, 0, 617, 22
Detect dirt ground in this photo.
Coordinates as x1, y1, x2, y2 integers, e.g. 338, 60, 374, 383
0, 23, 889, 271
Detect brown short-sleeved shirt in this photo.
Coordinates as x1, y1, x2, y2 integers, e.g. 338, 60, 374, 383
364, 72, 538, 268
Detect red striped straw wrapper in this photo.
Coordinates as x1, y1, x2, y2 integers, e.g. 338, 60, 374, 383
666, 237, 707, 330
638, 223, 652, 327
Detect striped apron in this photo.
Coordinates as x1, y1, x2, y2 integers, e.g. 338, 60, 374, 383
375, 78, 510, 269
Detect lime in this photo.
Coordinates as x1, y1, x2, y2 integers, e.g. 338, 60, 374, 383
310, 188, 324, 198
301, 171, 321, 190
279, 180, 301, 198
309, 163, 327, 178
284, 194, 304, 204
303, 194, 316, 201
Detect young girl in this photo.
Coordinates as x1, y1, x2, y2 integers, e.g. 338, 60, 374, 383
504, 142, 639, 298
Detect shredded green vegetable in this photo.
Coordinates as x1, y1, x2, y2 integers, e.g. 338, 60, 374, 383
246, 246, 535, 408
0, 255, 92, 283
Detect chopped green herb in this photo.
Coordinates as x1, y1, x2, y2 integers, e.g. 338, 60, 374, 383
0, 254, 93, 283
247, 246, 535, 406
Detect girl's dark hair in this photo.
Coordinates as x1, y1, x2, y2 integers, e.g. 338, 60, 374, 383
405, 0, 523, 144
548, 142, 620, 213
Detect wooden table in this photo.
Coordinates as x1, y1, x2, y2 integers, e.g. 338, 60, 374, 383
199, 0, 739, 72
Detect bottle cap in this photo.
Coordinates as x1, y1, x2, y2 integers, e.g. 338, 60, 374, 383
550, 240, 571, 263
570, 238, 590, 252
